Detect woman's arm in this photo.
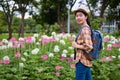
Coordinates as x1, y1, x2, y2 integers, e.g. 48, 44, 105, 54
81, 28, 93, 53
72, 42, 84, 49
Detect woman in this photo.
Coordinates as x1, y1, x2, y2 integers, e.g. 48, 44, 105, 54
72, 5, 93, 80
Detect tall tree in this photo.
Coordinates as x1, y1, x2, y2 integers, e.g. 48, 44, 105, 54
14, 0, 38, 37
86, 0, 110, 18
0, 0, 16, 39
33, 0, 75, 32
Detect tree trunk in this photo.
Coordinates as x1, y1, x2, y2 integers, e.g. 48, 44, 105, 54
8, 24, 12, 40
19, 12, 25, 38
57, 0, 60, 24
7, 17, 12, 40
21, 12, 25, 37
59, 20, 67, 33
100, 0, 109, 18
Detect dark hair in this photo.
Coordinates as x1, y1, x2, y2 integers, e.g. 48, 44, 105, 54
75, 9, 92, 29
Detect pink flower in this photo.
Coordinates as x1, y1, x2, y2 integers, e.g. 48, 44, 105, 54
50, 37, 56, 42
107, 46, 112, 51
68, 58, 73, 63
55, 65, 61, 70
9, 37, 17, 43
41, 37, 49, 44
18, 40, 24, 44
101, 58, 106, 62
3, 59, 10, 64
108, 56, 113, 61
0, 60, 3, 64
13, 44, 19, 48
60, 56, 66, 60
70, 64, 75, 68
41, 54, 48, 60
26, 36, 34, 44
56, 72, 60, 76
15, 52, 21, 58
104, 37, 109, 42
61, 32, 65, 35
112, 43, 120, 47
68, 36, 74, 41
0, 40, 3, 45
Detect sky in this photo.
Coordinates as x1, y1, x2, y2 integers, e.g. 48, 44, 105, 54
0, 0, 87, 19
71, 0, 87, 12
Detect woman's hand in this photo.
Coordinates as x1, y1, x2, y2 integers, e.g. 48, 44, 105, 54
72, 42, 84, 49
72, 42, 78, 48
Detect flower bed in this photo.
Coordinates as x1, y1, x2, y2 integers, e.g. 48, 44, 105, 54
0, 32, 120, 80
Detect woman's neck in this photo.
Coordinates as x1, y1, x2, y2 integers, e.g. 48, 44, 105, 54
81, 22, 89, 27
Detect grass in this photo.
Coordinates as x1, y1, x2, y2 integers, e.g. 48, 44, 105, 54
0, 33, 34, 40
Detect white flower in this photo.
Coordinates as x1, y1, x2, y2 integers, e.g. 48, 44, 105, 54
107, 44, 112, 47
51, 32, 56, 36
33, 34, 39, 38
31, 48, 39, 54
61, 53, 67, 57
2, 39, 8, 44
70, 54, 74, 58
62, 49, 68, 54
32, 37, 36, 42
60, 40, 65, 45
54, 45, 60, 52
110, 36, 115, 40
21, 57, 26, 62
112, 56, 116, 58
57, 34, 63, 38
68, 47, 74, 50
0, 45, 7, 50
55, 37, 59, 41
7, 42, 13, 48
23, 52, 29, 56
55, 45, 59, 48
19, 63, 24, 67
118, 55, 120, 59
104, 35, 109, 39
61, 33, 71, 39
3, 56, 9, 60
119, 48, 120, 51
49, 53, 54, 57
36, 42, 40, 45
18, 37, 25, 41
72, 34, 76, 39
106, 57, 110, 61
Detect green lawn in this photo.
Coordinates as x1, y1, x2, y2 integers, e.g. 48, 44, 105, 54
0, 33, 34, 40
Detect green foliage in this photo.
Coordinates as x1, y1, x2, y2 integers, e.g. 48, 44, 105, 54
33, 0, 68, 25
0, 25, 8, 33
88, 0, 98, 8
0, 11, 7, 26
12, 17, 21, 27
91, 18, 103, 30
111, 30, 120, 38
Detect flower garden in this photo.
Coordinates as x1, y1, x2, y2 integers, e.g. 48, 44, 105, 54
0, 32, 120, 80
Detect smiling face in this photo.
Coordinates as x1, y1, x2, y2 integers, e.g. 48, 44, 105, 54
75, 11, 88, 25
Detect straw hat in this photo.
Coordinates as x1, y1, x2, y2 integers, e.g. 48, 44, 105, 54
71, 5, 90, 17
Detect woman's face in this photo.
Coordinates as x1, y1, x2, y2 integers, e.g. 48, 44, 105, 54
75, 12, 87, 25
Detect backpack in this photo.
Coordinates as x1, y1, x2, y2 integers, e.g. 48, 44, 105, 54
74, 26, 103, 60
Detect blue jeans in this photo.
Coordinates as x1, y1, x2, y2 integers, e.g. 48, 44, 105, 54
76, 62, 92, 80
